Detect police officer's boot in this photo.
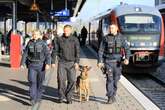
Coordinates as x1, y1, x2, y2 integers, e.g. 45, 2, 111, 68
106, 96, 116, 104
66, 100, 72, 104
58, 98, 64, 103
66, 97, 72, 104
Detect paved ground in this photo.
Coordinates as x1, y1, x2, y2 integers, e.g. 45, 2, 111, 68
0, 47, 146, 110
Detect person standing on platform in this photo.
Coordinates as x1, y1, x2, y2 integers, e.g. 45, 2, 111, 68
20, 29, 51, 106
97, 23, 131, 104
51, 30, 59, 52
81, 26, 88, 46
51, 25, 80, 104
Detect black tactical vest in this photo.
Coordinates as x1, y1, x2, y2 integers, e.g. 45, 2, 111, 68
28, 40, 43, 62
105, 34, 123, 55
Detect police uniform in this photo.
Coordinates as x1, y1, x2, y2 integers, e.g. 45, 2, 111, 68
98, 33, 130, 102
51, 34, 80, 103
21, 38, 51, 104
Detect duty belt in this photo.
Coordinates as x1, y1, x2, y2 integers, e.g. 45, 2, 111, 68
105, 59, 118, 63
28, 60, 43, 64
106, 58, 118, 63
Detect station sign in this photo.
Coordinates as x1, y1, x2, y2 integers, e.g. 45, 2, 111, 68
50, 9, 70, 17
50, 9, 70, 22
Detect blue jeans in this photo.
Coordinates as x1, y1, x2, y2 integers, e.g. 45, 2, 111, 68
28, 63, 45, 102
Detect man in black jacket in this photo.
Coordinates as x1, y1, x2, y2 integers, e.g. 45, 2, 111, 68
98, 23, 131, 104
21, 30, 51, 106
51, 25, 80, 104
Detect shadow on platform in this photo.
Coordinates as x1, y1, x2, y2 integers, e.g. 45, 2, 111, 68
0, 79, 109, 106
0, 82, 30, 106
89, 96, 107, 104
0, 62, 10, 68
10, 79, 60, 104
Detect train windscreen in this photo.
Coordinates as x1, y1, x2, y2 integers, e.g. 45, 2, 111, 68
118, 15, 161, 33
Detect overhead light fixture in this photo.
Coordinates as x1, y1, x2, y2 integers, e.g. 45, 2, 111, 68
30, 0, 39, 11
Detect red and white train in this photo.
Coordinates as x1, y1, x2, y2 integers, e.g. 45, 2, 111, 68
88, 4, 164, 73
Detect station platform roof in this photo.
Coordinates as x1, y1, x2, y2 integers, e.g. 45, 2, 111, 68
0, 0, 85, 22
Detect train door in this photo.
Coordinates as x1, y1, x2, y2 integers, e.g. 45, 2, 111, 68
97, 20, 103, 47
89, 20, 99, 50
102, 16, 110, 36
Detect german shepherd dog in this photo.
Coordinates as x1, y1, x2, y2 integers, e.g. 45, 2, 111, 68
76, 65, 91, 102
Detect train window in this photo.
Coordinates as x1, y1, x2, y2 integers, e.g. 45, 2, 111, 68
118, 15, 161, 33
102, 17, 110, 36
125, 16, 154, 24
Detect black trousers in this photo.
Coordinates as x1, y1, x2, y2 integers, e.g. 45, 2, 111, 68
57, 61, 76, 101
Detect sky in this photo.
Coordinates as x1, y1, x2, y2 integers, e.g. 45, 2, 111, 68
77, 0, 155, 21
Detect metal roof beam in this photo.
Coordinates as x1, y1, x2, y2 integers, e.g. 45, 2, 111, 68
0, 0, 15, 3
73, 0, 83, 17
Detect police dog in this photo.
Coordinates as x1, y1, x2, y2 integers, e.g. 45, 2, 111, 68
76, 65, 91, 102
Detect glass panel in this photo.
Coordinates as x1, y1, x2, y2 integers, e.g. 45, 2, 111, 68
118, 15, 161, 33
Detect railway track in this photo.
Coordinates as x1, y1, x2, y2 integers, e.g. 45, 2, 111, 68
124, 73, 165, 110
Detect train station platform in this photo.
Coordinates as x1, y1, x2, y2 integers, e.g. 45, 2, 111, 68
0, 46, 159, 110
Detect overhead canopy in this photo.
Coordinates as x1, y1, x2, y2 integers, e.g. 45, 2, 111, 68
0, 0, 85, 22
78, 0, 154, 21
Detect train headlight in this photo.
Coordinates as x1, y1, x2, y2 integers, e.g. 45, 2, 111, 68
153, 42, 158, 46
131, 42, 134, 46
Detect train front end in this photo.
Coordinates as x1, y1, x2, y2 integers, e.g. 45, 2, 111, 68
116, 5, 164, 68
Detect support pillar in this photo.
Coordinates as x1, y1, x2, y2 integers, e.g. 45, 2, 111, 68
10, 1, 21, 69
4, 18, 6, 34
36, 12, 39, 29
25, 22, 27, 35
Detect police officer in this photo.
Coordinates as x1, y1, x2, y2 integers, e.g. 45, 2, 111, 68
21, 29, 51, 105
51, 25, 80, 104
97, 23, 130, 104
